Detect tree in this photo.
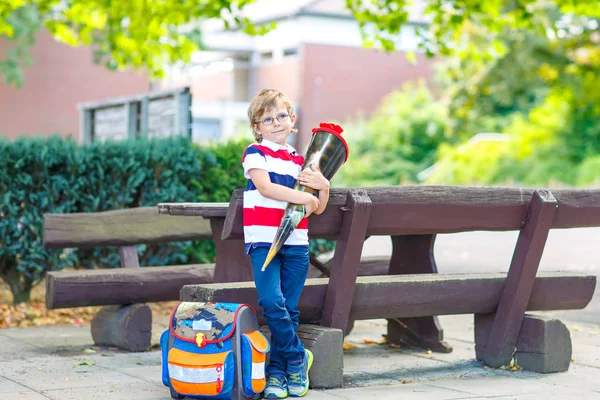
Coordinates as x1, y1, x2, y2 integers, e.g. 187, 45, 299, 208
338, 81, 452, 186
341, 2, 600, 187
3, 0, 600, 87
0, 0, 270, 86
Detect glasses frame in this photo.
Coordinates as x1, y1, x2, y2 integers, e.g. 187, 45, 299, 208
256, 113, 290, 126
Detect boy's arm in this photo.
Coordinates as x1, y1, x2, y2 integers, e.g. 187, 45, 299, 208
248, 169, 320, 211
297, 165, 330, 215
314, 187, 330, 215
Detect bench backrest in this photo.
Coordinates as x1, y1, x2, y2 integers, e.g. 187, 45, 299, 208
222, 186, 600, 240
43, 206, 221, 250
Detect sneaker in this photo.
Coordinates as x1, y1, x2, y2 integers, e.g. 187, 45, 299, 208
264, 374, 289, 399
287, 349, 313, 397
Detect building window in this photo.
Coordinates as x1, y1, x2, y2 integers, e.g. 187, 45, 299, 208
283, 47, 298, 57
261, 51, 273, 61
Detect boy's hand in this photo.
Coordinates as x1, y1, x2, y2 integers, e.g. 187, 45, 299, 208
298, 165, 330, 191
301, 192, 320, 217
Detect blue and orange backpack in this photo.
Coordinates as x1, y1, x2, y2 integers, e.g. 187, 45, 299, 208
161, 302, 270, 399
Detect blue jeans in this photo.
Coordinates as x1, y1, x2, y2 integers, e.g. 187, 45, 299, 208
248, 244, 309, 377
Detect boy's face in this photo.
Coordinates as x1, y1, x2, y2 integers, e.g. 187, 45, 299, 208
254, 99, 296, 146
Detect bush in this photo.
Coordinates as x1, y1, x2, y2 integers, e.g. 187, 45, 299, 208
425, 88, 585, 187
0, 136, 250, 303
338, 81, 454, 186
577, 156, 600, 186
0, 135, 335, 304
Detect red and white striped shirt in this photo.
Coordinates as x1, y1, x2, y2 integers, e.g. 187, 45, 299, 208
242, 139, 308, 248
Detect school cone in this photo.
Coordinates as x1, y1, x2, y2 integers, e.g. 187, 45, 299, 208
261, 123, 349, 271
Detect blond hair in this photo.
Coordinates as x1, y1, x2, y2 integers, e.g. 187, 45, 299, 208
247, 89, 294, 142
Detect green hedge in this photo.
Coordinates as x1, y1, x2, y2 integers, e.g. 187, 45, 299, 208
0, 135, 246, 304
0, 135, 335, 304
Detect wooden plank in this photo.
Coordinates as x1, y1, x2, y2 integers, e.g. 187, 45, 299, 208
126, 101, 139, 139
320, 190, 371, 330
480, 190, 557, 367
175, 89, 192, 137
80, 108, 93, 145
78, 87, 190, 110
93, 105, 128, 141
157, 202, 229, 217
119, 246, 140, 268
180, 273, 597, 323
387, 234, 451, 352
46, 264, 215, 309
140, 97, 149, 137
210, 218, 253, 283
43, 207, 212, 249
221, 187, 600, 240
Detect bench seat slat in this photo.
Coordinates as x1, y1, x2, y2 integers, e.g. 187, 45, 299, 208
181, 273, 596, 323
46, 264, 214, 309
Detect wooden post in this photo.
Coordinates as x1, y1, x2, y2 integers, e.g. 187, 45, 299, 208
387, 235, 452, 353
176, 88, 192, 137
210, 217, 253, 283
119, 245, 140, 268
140, 97, 149, 138
80, 108, 93, 145
477, 189, 557, 367
320, 190, 371, 332
126, 101, 139, 139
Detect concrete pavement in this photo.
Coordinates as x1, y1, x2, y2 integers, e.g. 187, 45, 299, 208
1, 228, 599, 399
0, 313, 599, 399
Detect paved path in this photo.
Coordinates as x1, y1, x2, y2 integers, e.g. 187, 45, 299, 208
0, 227, 598, 399
1, 315, 598, 399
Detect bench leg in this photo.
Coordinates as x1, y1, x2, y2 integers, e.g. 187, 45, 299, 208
387, 316, 452, 353
475, 313, 572, 373
90, 303, 152, 352
476, 190, 557, 367
261, 324, 344, 388
320, 190, 372, 332
386, 234, 452, 353
210, 218, 253, 283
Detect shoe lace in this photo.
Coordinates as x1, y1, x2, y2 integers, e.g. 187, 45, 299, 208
268, 376, 285, 388
288, 371, 302, 385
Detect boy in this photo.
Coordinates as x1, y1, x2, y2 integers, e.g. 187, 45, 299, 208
242, 89, 330, 398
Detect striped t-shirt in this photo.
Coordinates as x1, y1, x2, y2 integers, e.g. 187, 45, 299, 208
242, 139, 308, 250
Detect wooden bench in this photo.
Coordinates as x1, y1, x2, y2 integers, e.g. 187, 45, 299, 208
180, 186, 598, 376
43, 206, 223, 351
42, 204, 387, 351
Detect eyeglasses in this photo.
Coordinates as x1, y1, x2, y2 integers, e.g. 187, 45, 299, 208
256, 113, 289, 126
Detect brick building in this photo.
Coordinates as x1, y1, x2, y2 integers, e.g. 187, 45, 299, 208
0, 0, 435, 151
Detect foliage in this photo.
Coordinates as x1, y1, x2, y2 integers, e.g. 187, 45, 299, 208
0, 135, 337, 304
409, 2, 600, 187
346, 0, 600, 55
426, 84, 600, 187
0, 136, 247, 304
577, 156, 600, 186
4, 0, 600, 86
338, 81, 453, 186
0, 0, 273, 86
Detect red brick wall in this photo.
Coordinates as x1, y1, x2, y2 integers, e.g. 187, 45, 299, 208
297, 43, 436, 151
253, 57, 301, 104
0, 30, 149, 141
